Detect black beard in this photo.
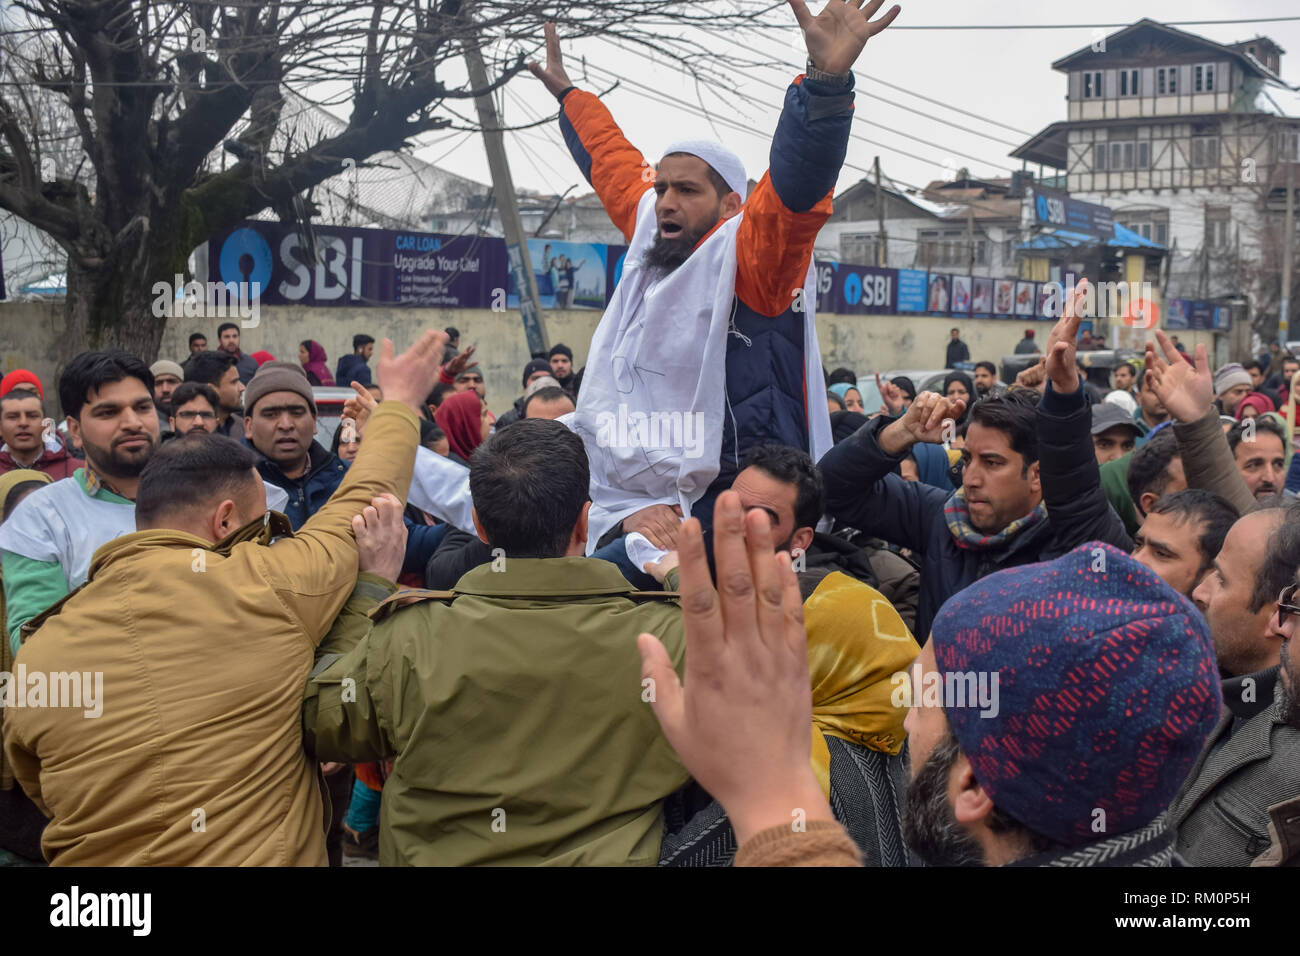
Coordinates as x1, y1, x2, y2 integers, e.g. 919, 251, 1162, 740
640, 223, 712, 278
81, 433, 156, 481
901, 733, 986, 867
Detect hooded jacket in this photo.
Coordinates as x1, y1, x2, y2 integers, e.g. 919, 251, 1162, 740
249, 440, 348, 531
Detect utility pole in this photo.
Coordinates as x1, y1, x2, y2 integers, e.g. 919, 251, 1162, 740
464, 41, 549, 357
1281, 161, 1295, 346
966, 204, 975, 275
874, 156, 887, 267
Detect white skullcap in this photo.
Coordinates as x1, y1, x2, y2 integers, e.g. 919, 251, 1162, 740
661, 140, 748, 198
1103, 389, 1138, 415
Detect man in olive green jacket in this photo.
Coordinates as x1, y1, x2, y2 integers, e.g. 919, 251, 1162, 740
304, 419, 689, 865
3, 332, 445, 865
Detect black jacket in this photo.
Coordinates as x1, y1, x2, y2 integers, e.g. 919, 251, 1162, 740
945, 339, 970, 367
818, 381, 1130, 639
424, 526, 493, 590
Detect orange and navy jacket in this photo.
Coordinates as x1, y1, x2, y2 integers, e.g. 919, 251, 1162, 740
559, 75, 855, 487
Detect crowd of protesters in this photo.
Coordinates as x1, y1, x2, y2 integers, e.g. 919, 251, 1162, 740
0, 3, 1298, 870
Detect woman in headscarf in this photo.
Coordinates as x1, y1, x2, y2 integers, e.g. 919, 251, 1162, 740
1236, 392, 1276, 421
942, 371, 975, 425
434, 389, 490, 465
298, 340, 335, 386
828, 382, 865, 414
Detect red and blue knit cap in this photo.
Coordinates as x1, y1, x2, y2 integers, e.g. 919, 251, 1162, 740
929, 541, 1221, 848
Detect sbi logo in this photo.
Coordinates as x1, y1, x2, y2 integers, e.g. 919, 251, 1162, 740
219, 225, 363, 301
842, 270, 892, 308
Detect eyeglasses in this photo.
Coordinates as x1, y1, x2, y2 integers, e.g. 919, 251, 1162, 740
1278, 582, 1300, 626
175, 410, 217, 422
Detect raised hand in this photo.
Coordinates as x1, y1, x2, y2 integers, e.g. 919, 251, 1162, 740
876, 372, 905, 415
342, 381, 378, 438
1045, 278, 1086, 394
377, 329, 449, 416
789, 0, 902, 76
623, 503, 684, 551
636, 492, 830, 845
880, 390, 964, 455
527, 22, 575, 99
1015, 356, 1048, 392
1144, 328, 1213, 424
441, 344, 478, 381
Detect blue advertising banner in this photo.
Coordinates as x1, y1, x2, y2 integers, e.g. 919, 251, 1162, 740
507, 239, 610, 310
209, 221, 504, 308
816, 262, 896, 314
897, 269, 928, 313
1167, 299, 1232, 331
1030, 185, 1115, 240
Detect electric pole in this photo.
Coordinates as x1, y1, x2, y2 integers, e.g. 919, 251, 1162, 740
464, 41, 550, 357
874, 156, 887, 267
1281, 160, 1295, 346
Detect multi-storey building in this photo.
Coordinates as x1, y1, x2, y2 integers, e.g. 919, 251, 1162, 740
1013, 18, 1300, 333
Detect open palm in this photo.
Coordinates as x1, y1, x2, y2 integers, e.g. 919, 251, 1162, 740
790, 0, 901, 75
1145, 329, 1212, 423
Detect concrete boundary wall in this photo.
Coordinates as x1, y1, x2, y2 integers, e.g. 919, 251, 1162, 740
1, 300, 1223, 417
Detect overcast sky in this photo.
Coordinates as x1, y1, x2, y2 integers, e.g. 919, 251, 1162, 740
419, 0, 1300, 203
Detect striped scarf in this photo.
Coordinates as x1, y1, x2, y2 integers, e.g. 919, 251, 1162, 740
1006, 816, 1175, 867
943, 487, 1047, 551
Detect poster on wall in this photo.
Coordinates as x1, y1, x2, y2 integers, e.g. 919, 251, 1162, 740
897, 269, 928, 312
927, 274, 951, 313
1014, 280, 1036, 317
1035, 284, 1055, 319
950, 275, 972, 314
994, 279, 1015, 316
507, 239, 608, 309
971, 277, 993, 316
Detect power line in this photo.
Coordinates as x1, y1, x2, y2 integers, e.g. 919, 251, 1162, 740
743, 16, 1300, 31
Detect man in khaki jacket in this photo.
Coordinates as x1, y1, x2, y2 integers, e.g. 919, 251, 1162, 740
304, 419, 690, 865
2, 331, 445, 865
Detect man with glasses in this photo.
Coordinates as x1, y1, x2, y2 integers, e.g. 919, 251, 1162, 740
1170, 505, 1300, 865
243, 361, 347, 530
167, 382, 222, 437
1256, 553, 1300, 865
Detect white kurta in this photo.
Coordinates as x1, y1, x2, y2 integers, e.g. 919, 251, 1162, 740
570, 189, 832, 552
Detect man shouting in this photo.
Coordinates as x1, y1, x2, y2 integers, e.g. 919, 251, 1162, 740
530, 1, 900, 560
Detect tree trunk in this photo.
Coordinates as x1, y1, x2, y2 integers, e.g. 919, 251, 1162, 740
60, 224, 195, 373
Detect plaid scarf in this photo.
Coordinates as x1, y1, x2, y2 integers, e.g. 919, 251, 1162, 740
943, 487, 1048, 551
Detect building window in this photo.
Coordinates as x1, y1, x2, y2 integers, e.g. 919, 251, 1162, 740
1280, 129, 1300, 162
1099, 139, 1150, 171
1190, 136, 1220, 168
1155, 223, 1168, 246
1118, 212, 1169, 246
1120, 69, 1139, 96
1157, 67, 1178, 95
1001, 237, 1015, 266
1083, 71, 1103, 98
1194, 63, 1216, 92
840, 233, 880, 266
1206, 211, 1231, 251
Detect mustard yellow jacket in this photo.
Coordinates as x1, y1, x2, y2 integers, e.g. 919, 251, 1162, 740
2, 402, 420, 865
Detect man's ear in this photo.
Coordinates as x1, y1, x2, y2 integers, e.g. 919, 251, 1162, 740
471, 507, 490, 546
1027, 459, 1041, 496
210, 499, 240, 541
949, 750, 996, 827
569, 501, 592, 553
1138, 491, 1158, 518
720, 191, 743, 219
65, 415, 82, 450
790, 526, 814, 556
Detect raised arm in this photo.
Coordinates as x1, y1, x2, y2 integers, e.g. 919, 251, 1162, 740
1037, 279, 1132, 552
736, 0, 899, 316
1145, 330, 1256, 516
530, 22, 650, 240
264, 331, 446, 639
818, 392, 960, 553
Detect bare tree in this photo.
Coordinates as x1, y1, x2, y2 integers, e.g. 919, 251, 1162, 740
0, 0, 779, 363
